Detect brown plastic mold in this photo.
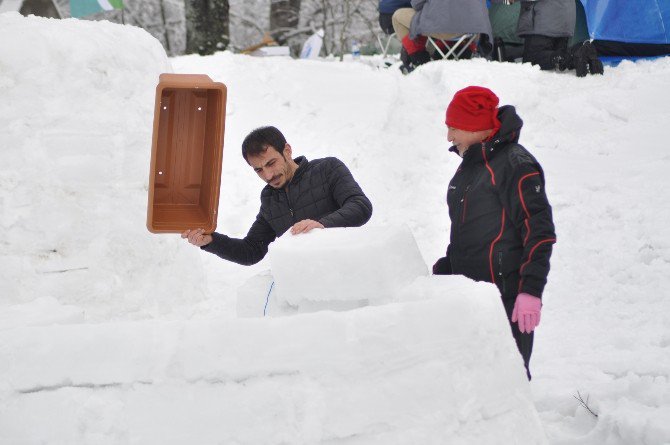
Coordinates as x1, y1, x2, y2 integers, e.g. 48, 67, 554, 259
147, 74, 227, 233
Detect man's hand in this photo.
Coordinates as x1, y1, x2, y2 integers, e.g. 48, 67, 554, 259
181, 228, 213, 247
290, 219, 324, 235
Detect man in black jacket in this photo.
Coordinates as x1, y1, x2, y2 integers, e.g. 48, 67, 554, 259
182, 126, 373, 265
433, 86, 556, 379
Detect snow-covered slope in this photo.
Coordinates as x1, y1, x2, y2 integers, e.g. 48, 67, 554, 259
1, 12, 670, 445
0, 13, 208, 320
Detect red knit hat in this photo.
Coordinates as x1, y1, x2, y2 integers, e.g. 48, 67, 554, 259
445, 86, 501, 134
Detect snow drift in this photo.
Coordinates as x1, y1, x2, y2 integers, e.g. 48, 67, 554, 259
0, 14, 546, 444
0, 13, 207, 321
3, 10, 670, 445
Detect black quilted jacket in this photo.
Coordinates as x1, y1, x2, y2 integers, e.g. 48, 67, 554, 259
202, 156, 373, 265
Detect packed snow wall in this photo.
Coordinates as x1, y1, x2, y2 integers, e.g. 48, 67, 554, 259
0, 13, 209, 320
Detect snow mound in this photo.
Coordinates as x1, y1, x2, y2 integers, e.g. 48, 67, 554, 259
0, 13, 206, 321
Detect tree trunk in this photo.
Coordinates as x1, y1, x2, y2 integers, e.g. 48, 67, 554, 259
185, 0, 230, 55
270, 0, 301, 44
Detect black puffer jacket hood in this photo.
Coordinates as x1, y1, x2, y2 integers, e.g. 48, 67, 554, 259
449, 105, 524, 161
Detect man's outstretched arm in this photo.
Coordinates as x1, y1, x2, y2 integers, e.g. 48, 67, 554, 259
184, 213, 277, 266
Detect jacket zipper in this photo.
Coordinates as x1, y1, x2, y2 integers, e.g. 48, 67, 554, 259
285, 186, 295, 221
459, 185, 471, 226
498, 251, 505, 293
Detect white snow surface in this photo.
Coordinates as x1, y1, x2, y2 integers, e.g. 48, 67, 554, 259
0, 288, 546, 444
1, 12, 670, 445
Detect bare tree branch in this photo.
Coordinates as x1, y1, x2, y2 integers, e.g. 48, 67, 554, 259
229, 10, 265, 36
275, 16, 347, 41
574, 391, 599, 418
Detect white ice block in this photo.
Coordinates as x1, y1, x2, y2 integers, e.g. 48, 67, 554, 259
237, 271, 371, 318
268, 225, 428, 307
236, 270, 278, 318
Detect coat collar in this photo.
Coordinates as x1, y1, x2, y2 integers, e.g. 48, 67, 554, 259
449, 105, 524, 164
289, 155, 308, 184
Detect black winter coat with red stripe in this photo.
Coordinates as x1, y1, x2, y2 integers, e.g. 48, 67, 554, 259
435, 105, 556, 298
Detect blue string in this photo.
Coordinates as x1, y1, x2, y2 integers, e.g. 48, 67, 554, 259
263, 281, 275, 317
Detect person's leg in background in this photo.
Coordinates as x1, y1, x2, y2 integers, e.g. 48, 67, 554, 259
522, 35, 568, 70
553, 36, 569, 61
379, 13, 394, 35
392, 8, 430, 72
391, 8, 414, 40
392, 8, 459, 43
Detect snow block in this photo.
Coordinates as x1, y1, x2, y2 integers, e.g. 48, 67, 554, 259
236, 269, 278, 317
236, 270, 370, 318
147, 74, 227, 233
0, 287, 547, 444
268, 225, 428, 308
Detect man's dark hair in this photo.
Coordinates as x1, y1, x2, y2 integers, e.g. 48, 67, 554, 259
241, 126, 287, 161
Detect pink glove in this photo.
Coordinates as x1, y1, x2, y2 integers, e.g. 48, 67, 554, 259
511, 293, 542, 333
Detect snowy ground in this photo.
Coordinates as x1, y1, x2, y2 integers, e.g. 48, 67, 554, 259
1, 13, 670, 445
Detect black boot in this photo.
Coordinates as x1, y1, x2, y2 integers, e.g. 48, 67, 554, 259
569, 41, 604, 77
551, 54, 569, 71
478, 33, 493, 59
584, 41, 604, 75
399, 63, 414, 75
589, 57, 604, 75
409, 49, 431, 66
399, 47, 414, 74
569, 42, 589, 77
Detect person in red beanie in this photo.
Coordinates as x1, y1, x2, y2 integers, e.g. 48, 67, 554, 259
433, 86, 556, 379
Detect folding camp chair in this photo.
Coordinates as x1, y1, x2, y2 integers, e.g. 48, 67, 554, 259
377, 8, 405, 65
426, 34, 479, 61
377, 32, 398, 59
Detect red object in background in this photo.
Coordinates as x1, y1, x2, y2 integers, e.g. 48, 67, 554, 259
401, 34, 428, 55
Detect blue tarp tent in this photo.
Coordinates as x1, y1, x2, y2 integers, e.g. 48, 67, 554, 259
580, 0, 670, 44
